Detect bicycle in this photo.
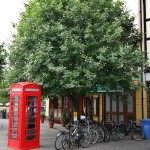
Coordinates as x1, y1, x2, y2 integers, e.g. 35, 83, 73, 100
116, 120, 144, 141
105, 120, 120, 141
81, 118, 99, 144
62, 123, 91, 150
55, 130, 69, 150
98, 121, 110, 142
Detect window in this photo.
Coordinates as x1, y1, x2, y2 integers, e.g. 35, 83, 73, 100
104, 93, 135, 123
105, 95, 119, 122
128, 94, 133, 112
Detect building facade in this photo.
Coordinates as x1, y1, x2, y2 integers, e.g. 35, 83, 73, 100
137, 0, 150, 118
94, 0, 150, 123
46, 0, 150, 124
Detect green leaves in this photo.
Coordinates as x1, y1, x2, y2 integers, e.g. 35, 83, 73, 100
0, 43, 7, 82
8, 0, 146, 98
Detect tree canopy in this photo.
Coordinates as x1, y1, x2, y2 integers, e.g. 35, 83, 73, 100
0, 43, 9, 104
8, 0, 146, 107
0, 43, 6, 81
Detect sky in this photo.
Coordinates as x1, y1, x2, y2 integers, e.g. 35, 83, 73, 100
124, 0, 139, 24
0, 0, 138, 45
0, 0, 27, 44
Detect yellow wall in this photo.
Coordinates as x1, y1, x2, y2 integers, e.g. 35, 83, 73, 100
92, 95, 98, 121
136, 89, 147, 120
99, 95, 103, 121
93, 94, 103, 122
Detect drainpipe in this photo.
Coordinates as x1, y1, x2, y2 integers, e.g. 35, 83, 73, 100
139, 0, 144, 119
139, 0, 146, 119
141, 73, 144, 119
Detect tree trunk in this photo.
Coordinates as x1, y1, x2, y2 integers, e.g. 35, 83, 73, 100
69, 93, 79, 122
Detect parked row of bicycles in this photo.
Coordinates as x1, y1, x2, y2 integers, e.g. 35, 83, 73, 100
54, 118, 144, 150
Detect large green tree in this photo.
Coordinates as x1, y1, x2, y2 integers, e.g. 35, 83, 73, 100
8, 0, 146, 109
0, 43, 9, 104
0, 43, 6, 81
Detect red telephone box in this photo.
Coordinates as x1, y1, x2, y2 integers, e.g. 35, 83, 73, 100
8, 82, 41, 150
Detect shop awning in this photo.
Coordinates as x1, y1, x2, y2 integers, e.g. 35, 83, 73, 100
96, 84, 124, 93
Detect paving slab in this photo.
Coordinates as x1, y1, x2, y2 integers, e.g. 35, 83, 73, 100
0, 119, 150, 150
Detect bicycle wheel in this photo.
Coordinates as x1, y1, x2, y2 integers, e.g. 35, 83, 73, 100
89, 129, 99, 144
111, 128, 120, 141
132, 127, 144, 141
116, 126, 125, 140
103, 127, 110, 142
62, 133, 73, 150
55, 132, 65, 150
80, 131, 91, 148
97, 127, 105, 142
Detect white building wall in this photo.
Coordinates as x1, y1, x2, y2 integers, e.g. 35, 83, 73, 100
146, 0, 150, 19
124, 0, 139, 25
145, 0, 150, 61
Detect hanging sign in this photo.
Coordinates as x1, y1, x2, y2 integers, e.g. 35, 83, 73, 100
74, 112, 77, 121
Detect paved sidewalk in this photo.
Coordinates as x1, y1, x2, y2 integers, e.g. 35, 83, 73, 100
0, 119, 150, 150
